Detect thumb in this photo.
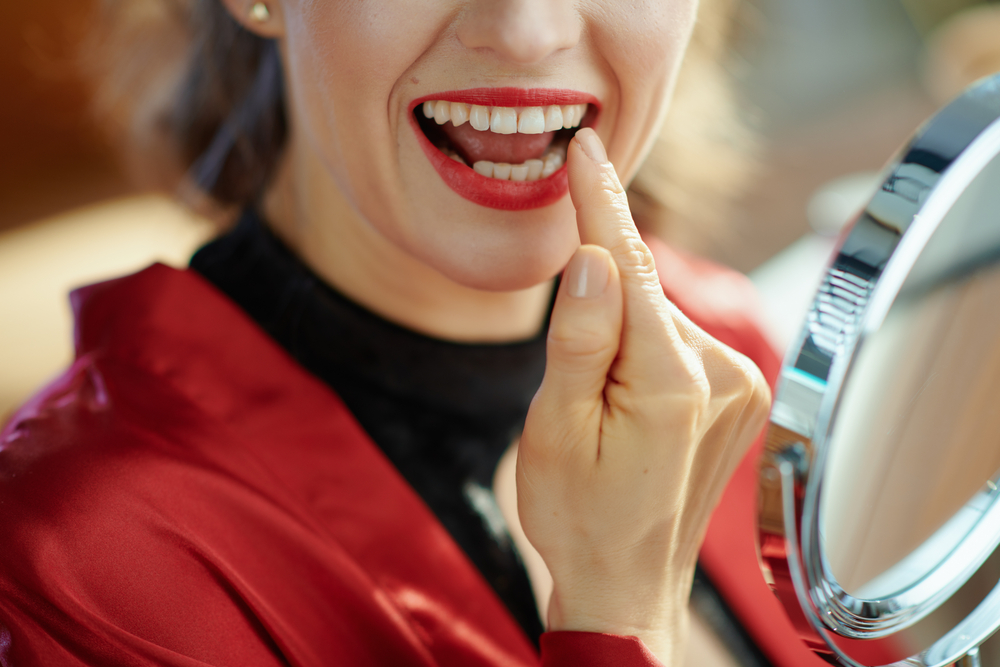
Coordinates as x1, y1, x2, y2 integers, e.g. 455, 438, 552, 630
532, 244, 622, 448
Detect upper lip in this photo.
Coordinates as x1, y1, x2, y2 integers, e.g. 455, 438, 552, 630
409, 87, 600, 112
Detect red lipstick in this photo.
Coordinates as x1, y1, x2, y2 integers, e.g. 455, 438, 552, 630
409, 88, 599, 211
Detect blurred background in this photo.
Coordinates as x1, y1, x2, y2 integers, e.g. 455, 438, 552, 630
1, 0, 1000, 416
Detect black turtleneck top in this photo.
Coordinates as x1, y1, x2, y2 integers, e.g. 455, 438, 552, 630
190, 208, 548, 643
190, 208, 771, 666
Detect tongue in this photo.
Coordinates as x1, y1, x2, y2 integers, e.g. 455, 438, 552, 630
441, 122, 556, 164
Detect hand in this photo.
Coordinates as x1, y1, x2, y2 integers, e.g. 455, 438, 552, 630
517, 128, 771, 664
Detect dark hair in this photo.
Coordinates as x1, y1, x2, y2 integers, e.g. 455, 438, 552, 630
87, 0, 286, 205
174, 1, 286, 202
90, 0, 753, 253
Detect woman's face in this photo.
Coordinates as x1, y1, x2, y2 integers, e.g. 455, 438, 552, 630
264, 0, 698, 291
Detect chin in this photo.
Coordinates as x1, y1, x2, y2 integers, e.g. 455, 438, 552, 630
405, 198, 580, 293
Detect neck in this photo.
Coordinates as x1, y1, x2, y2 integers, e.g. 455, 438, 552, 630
261, 139, 554, 344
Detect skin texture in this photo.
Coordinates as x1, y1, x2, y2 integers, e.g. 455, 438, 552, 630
221, 1, 772, 663
223, 0, 697, 341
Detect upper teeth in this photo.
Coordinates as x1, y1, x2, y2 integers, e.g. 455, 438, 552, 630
422, 101, 587, 134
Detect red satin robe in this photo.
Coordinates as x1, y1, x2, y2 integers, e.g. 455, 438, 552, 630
0, 238, 830, 666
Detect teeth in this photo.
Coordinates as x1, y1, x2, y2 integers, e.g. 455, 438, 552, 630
468, 143, 567, 182
470, 104, 490, 131
543, 106, 564, 132
517, 107, 545, 134
561, 105, 578, 129
490, 107, 517, 134
450, 102, 469, 127
420, 101, 588, 134
420, 99, 584, 181
541, 150, 564, 177
442, 147, 467, 165
434, 100, 450, 125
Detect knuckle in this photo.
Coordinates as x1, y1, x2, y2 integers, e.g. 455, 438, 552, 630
609, 234, 657, 280
547, 322, 615, 366
681, 377, 714, 429
674, 348, 713, 404
664, 339, 772, 431
596, 166, 627, 197
712, 348, 771, 418
689, 374, 714, 411
640, 363, 714, 430
734, 354, 769, 402
745, 367, 773, 418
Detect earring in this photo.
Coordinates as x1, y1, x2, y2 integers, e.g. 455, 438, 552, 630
249, 2, 270, 22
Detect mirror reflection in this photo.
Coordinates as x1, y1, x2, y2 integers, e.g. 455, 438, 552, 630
821, 144, 1000, 600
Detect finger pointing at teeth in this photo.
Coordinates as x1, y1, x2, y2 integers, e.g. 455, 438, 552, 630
566, 128, 694, 398
518, 128, 771, 664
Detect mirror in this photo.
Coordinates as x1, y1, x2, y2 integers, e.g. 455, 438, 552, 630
823, 147, 1000, 601
758, 72, 1000, 667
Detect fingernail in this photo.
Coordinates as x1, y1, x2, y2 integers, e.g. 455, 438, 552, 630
565, 247, 610, 298
575, 128, 608, 164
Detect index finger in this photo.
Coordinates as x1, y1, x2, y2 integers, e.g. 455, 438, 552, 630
567, 129, 698, 392
568, 129, 662, 296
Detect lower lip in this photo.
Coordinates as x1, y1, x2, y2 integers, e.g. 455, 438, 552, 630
408, 113, 568, 211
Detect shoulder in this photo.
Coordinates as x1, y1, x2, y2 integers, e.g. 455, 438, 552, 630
0, 348, 216, 662
0, 262, 335, 546
0, 342, 216, 582
0, 351, 153, 526
0, 283, 361, 664
0, 266, 278, 621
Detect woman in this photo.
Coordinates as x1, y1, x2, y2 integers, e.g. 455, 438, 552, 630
0, 0, 799, 665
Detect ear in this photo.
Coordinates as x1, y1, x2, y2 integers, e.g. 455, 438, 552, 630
217, 0, 286, 39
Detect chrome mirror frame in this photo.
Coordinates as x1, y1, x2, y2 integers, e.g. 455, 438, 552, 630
757, 73, 1000, 667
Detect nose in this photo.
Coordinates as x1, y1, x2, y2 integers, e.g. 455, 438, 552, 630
456, 0, 580, 65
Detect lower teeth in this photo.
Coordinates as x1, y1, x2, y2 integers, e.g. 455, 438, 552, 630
441, 143, 567, 181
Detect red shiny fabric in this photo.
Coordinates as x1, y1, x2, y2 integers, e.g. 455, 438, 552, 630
0, 241, 818, 667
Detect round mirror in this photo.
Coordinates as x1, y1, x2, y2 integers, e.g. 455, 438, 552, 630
758, 72, 1000, 667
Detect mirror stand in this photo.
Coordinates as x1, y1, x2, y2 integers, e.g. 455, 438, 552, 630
956, 647, 981, 667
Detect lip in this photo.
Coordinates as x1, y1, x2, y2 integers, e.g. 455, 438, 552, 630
408, 87, 600, 211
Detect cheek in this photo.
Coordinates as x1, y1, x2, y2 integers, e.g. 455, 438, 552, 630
290, 0, 447, 91
279, 1, 453, 216
595, 0, 697, 77
589, 0, 698, 180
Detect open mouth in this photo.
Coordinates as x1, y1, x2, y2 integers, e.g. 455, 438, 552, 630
409, 88, 599, 211
417, 100, 591, 180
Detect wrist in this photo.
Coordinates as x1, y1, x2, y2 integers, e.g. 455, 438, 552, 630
546, 582, 691, 666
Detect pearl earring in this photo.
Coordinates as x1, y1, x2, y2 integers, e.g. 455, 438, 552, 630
249, 2, 270, 22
